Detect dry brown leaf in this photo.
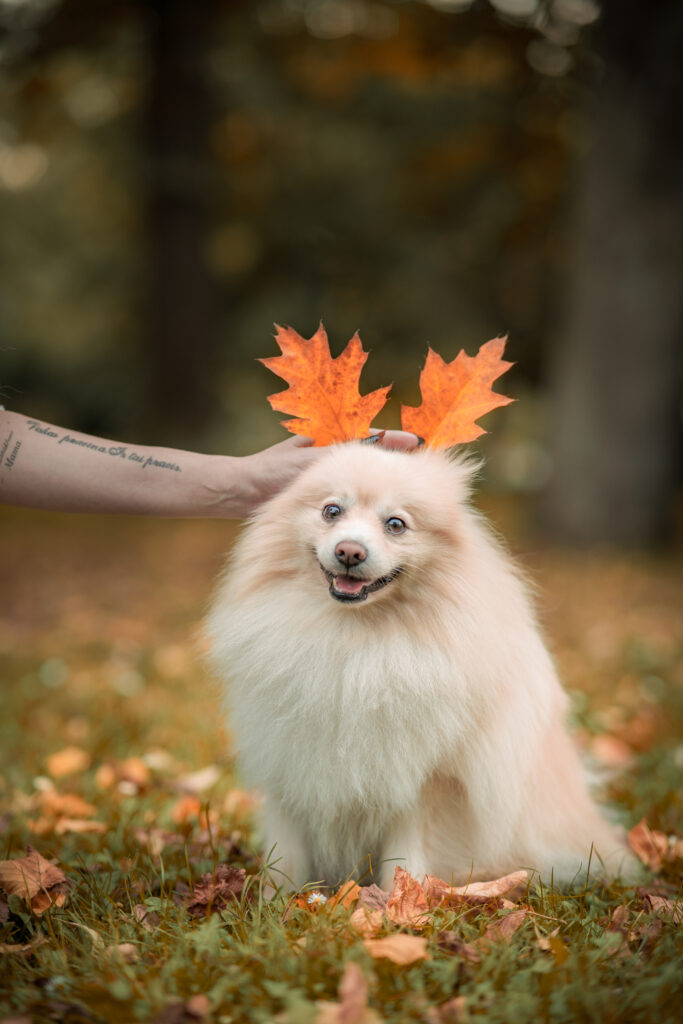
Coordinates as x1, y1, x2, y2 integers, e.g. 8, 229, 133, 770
434, 996, 467, 1023
185, 864, 246, 917
316, 962, 380, 1024
628, 819, 669, 872
94, 763, 117, 789
223, 787, 261, 817
151, 996, 210, 1024
436, 931, 481, 963
535, 925, 560, 951
134, 828, 185, 857
483, 907, 528, 943
357, 884, 389, 912
261, 323, 391, 446
0, 847, 69, 916
54, 818, 107, 835
590, 734, 634, 768
364, 934, 429, 965
171, 796, 202, 825
40, 791, 96, 818
133, 904, 160, 932
643, 893, 683, 925
0, 936, 47, 956
401, 336, 513, 448
423, 869, 528, 908
608, 905, 631, 933
350, 906, 384, 938
174, 765, 221, 795
119, 757, 150, 788
385, 866, 430, 929
106, 942, 138, 964
45, 746, 91, 778
329, 880, 361, 911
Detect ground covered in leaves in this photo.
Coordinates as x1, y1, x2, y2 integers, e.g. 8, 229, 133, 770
1, 503, 682, 1023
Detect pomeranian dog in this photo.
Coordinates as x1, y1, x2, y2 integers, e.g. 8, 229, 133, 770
207, 442, 631, 889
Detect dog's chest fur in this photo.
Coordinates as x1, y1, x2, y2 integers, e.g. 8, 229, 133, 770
220, 598, 469, 821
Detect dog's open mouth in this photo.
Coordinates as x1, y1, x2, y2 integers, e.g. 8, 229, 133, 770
320, 565, 400, 603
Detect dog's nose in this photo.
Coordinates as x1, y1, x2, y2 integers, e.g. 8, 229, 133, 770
334, 540, 367, 567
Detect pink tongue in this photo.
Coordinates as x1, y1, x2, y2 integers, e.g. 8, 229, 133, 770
334, 575, 366, 595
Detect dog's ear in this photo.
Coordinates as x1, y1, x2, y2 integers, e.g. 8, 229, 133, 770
444, 451, 482, 502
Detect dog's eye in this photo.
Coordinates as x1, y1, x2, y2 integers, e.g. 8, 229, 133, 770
322, 503, 343, 521
385, 516, 406, 535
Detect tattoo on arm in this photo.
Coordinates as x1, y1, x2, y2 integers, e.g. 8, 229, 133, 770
1, 430, 22, 470
24, 420, 182, 473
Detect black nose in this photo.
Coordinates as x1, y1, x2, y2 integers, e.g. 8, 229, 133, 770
334, 540, 367, 567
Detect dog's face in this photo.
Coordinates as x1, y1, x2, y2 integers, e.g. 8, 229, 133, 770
264, 444, 474, 609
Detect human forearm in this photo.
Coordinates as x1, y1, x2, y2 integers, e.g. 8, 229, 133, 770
0, 410, 243, 518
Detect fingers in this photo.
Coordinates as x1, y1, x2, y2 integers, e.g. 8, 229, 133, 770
271, 430, 420, 454
369, 429, 421, 451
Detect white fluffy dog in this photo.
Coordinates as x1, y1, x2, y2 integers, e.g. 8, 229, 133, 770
207, 443, 630, 889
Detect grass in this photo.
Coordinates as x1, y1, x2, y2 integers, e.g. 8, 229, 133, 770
1, 503, 682, 1023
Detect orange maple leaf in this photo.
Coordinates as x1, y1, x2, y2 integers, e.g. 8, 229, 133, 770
401, 336, 514, 448
260, 323, 391, 446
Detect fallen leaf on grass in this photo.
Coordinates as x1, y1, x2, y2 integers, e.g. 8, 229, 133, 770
0, 936, 47, 955
357, 884, 389, 911
535, 924, 561, 951
46, 746, 91, 778
590, 734, 634, 768
133, 904, 160, 932
134, 828, 186, 857
364, 934, 429, 965
436, 931, 480, 963
171, 795, 202, 825
54, 818, 107, 835
39, 791, 97, 818
642, 893, 683, 925
185, 865, 247, 917
0, 847, 70, 916
432, 996, 467, 1023
628, 819, 669, 872
483, 908, 528, 943
423, 869, 528, 908
329, 880, 361, 910
350, 906, 384, 938
385, 866, 430, 928
174, 765, 221, 795
152, 995, 210, 1024
223, 787, 262, 818
106, 942, 138, 964
608, 905, 631, 934
316, 962, 380, 1024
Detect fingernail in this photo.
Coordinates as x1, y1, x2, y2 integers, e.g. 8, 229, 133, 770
416, 436, 426, 447
360, 435, 381, 445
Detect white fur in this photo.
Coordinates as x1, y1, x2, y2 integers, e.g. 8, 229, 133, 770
206, 444, 632, 888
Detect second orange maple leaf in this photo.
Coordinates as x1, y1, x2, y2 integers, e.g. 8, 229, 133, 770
401, 336, 514, 448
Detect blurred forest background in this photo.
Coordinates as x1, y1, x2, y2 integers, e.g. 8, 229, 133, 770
1, 0, 682, 544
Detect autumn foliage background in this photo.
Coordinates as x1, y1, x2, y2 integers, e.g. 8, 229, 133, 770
1, 1, 683, 1021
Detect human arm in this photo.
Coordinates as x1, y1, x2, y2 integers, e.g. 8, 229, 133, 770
0, 409, 418, 519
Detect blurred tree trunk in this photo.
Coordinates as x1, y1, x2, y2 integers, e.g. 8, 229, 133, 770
544, 0, 683, 545
143, 0, 221, 445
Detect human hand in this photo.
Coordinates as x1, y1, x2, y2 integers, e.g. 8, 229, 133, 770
236, 429, 420, 517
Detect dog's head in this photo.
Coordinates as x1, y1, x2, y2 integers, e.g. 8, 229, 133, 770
246, 444, 478, 610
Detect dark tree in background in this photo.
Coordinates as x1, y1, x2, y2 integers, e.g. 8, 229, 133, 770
544, 0, 683, 544
144, 0, 221, 445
